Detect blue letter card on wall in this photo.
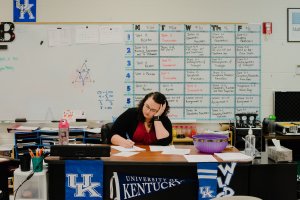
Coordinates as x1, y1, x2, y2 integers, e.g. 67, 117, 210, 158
14, 0, 36, 22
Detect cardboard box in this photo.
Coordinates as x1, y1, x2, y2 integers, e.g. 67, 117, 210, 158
267, 146, 292, 162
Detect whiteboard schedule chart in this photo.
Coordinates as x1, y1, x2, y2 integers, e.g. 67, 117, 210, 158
124, 24, 261, 121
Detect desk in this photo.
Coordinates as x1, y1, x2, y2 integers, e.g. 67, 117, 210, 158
0, 157, 19, 200
45, 145, 297, 200
265, 134, 300, 141
0, 158, 10, 200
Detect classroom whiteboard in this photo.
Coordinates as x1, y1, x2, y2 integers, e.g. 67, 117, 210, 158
0, 23, 261, 121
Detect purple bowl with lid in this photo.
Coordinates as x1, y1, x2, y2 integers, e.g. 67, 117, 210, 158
192, 133, 229, 154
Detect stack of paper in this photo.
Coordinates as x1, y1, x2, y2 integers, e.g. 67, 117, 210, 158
111, 145, 145, 157
214, 152, 253, 162
111, 145, 146, 152
149, 145, 175, 152
184, 155, 218, 162
161, 148, 190, 155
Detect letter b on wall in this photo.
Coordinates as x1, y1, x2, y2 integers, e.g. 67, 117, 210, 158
0, 22, 16, 42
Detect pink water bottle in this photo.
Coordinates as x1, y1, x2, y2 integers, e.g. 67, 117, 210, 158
58, 119, 69, 145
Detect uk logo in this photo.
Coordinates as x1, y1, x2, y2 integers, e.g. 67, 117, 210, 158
14, 0, 36, 22
199, 186, 214, 198
65, 160, 104, 200
66, 174, 102, 198
197, 162, 237, 200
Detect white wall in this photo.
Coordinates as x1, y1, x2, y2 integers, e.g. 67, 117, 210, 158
1, 0, 300, 119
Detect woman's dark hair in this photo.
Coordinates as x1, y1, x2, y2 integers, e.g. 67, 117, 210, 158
137, 92, 170, 121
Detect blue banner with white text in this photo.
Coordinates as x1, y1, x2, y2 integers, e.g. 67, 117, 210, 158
65, 160, 103, 199
197, 162, 218, 199
109, 172, 191, 200
197, 162, 237, 199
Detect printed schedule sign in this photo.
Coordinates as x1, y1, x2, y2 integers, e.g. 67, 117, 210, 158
124, 24, 261, 121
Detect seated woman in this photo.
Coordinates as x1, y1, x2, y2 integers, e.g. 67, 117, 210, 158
108, 92, 172, 148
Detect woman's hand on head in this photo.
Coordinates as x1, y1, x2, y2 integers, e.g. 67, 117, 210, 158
154, 102, 166, 117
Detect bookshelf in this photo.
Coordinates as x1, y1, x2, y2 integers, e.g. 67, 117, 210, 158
14, 129, 103, 158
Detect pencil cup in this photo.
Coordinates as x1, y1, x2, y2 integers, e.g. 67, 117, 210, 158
19, 153, 31, 172
32, 157, 43, 172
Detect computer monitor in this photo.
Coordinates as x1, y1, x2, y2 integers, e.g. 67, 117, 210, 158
274, 91, 300, 122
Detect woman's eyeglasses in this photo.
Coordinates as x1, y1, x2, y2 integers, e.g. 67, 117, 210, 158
144, 103, 158, 113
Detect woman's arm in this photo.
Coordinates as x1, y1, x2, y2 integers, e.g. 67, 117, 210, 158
153, 120, 169, 140
111, 134, 135, 148
152, 103, 172, 144
154, 116, 173, 145
109, 108, 137, 148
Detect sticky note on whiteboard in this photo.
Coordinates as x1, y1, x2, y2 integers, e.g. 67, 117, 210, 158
63, 109, 74, 122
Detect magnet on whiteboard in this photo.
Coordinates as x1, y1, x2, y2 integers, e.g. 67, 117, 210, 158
0, 45, 8, 49
296, 65, 300, 75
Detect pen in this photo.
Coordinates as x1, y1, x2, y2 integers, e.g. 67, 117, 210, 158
125, 133, 134, 148
28, 149, 34, 158
39, 148, 43, 157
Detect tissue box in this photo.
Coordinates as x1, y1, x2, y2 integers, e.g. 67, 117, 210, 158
267, 146, 292, 162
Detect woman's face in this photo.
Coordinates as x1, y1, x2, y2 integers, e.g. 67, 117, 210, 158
142, 97, 160, 120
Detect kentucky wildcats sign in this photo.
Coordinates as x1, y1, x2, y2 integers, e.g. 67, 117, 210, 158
65, 160, 104, 199
109, 172, 189, 200
13, 0, 36, 22
197, 162, 237, 200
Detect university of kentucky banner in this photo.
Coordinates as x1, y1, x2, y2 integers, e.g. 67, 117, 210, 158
197, 162, 218, 199
109, 172, 190, 200
13, 0, 36, 22
197, 162, 237, 200
65, 160, 104, 199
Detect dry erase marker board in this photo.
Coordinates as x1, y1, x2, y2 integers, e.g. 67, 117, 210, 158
0, 23, 261, 121
123, 24, 261, 121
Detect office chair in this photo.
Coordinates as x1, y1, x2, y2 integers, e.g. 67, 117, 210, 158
101, 122, 113, 144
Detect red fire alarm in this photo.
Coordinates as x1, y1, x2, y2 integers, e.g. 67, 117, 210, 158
262, 22, 272, 35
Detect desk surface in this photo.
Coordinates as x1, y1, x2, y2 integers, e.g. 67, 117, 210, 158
46, 145, 242, 163
264, 134, 300, 140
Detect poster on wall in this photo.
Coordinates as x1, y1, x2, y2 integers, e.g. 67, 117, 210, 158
288, 8, 300, 42
13, 0, 36, 22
